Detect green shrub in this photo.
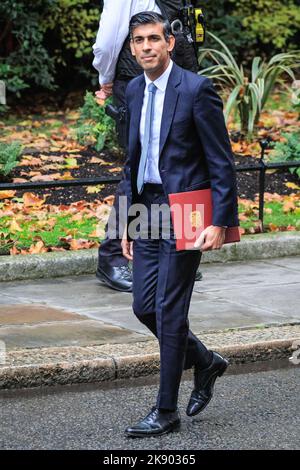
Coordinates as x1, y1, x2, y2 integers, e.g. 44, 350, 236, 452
291, 84, 300, 116
43, 0, 99, 62
268, 132, 300, 179
75, 91, 118, 151
0, 64, 29, 97
0, 0, 56, 93
231, 0, 300, 51
0, 0, 100, 98
0, 141, 22, 178
199, 32, 300, 138
200, 0, 256, 63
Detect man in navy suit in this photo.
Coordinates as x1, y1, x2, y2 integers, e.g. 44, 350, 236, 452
121, 11, 239, 438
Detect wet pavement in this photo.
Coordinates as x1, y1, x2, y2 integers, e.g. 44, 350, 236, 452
0, 360, 299, 450
0, 256, 299, 351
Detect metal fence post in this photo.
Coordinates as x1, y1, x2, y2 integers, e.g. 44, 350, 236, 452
258, 139, 269, 231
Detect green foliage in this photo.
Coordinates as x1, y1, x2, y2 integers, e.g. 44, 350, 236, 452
200, 0, 256, 63
75, 91, 117, 151
239, 199, 300, 232
0, 0, 56, 92
1, 0, 300, 98
269, 133, 300, 179
42, 0, 99, 62
0, 0, 100, 98
0, 64, 29, 97
199, 32, 300, 138
0, 141, 22, 177
0, 212, 103, 253
231, 0, 300, 50
291, 84, 300, 115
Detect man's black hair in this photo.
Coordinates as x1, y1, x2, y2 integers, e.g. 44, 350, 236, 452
129, 11, 172, 41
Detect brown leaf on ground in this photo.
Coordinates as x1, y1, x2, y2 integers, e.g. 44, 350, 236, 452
0, 190, 16, 200
18, 156, 43, 166
264, 207, 273, 214
263, 192, 283, 202
40, 155, 65, 163
9, 219, 22, 233
69, 238, 99, 250
285, 182, 300, 190
283, 200, 296, 213
29, 240, 48, 254
89, 157, 113, 165
70, 213, 83, 222
23, 192, 46, 207
108, 167, 122, 173
59, 171, 74, 180
103, 195, 115, 206
268, 223, 279, 232
12, 178, 28, 183
237, 213, 249, 221
30, 173, 61, 181
10, 246, 20, 255
86, 185, 105, 194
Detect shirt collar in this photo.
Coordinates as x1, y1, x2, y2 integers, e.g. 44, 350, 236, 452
144, 59, 174, 92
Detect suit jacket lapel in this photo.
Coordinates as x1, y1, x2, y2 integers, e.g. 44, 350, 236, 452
129, 63, 182, 162
129, 76, 145, 160
159, 63, 182, 156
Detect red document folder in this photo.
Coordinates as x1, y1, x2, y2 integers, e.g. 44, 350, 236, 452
168, 188, 240, 251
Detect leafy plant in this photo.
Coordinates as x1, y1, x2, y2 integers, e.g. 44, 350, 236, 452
291, 83, 300, 115
75, 91, 117, 151
43, 0, 99, 62
0, 64, 29, 97
231, 0, 300, 50
268, 132, 300, 179
0, 141, 22, 178
0, 0, 56, 93
199, 31, 300, 138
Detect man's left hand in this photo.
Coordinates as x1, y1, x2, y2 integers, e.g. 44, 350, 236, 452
194, 225, 226, 251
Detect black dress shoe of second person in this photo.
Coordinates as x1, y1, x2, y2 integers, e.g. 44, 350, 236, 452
96, 263, 132, 292
186, 351, 229, 417
125, 407, 180, 438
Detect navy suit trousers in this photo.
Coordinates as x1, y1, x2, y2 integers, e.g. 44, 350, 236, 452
131, 185, 212, 410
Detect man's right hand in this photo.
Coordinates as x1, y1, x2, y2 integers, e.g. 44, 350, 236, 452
95, 82, 113, 103
121, 225, 133, 261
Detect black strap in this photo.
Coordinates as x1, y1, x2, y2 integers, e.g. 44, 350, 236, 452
154, 0, 170, 20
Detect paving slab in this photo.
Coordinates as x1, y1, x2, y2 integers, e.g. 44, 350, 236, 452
203, 284, 299, 321
0, 305, 88, 325
1, 256, 299, 338
0, 320, 150, 351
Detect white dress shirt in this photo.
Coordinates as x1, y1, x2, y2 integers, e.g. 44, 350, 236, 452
92, 0, 161, 85
140, 60, 174, 184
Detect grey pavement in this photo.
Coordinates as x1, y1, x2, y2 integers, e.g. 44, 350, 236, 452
0, 361, 299, 450
0, 256, 299, 351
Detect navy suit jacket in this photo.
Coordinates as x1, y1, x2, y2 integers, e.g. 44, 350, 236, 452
124, 62, 239, 228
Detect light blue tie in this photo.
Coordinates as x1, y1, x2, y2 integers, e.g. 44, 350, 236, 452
137, 82, 157, 195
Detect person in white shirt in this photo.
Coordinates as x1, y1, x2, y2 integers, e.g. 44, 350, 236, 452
92, 0, 201, 293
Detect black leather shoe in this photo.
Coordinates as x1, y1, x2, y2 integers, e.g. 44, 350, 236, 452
125, 407, 180, 438
186, 351, 229, 417
96, 263, 132, 292
195, 269, 203, 281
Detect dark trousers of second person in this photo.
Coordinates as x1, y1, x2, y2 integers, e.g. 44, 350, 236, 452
98, 79, 130, 268
131, 183, 212, 410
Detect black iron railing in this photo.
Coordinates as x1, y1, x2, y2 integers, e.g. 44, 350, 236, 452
0, 140, 299, 230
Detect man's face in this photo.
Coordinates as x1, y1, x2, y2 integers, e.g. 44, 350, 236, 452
130, 23, 175, 75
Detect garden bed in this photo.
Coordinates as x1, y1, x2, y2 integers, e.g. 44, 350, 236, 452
1, 150, 299, 205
